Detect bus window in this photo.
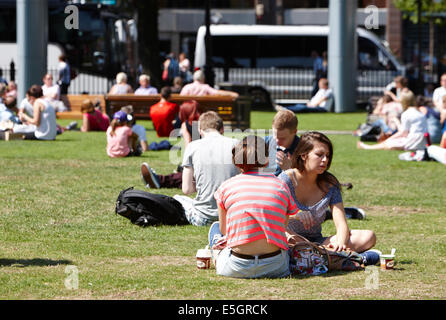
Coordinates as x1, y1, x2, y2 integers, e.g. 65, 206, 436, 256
0, 9, 16, 42
256, 35, 326, 68
358, 37, 395, 71
211, 36, 255, 68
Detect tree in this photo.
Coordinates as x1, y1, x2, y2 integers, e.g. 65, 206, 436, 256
394, 0, 446, 88
116, 0, 162, 89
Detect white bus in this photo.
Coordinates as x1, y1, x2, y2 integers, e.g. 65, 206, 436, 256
194, 25, 405, 106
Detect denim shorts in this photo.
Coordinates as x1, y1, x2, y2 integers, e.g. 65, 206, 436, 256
173, 195, 214, 226
215, 247, 290, 279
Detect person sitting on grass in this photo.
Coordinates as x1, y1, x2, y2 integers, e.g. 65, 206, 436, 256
265, 109, 300, 176
12, 85, 57, 140
357, 90, 428, 152
210, 135, 298, 279
41, 73, 68, 112
368, 93, 403, 141
106, 111, 141, 158
278, 131, 379, 265
282, 78, 332, 113
178, 100, 201, 149
80, 99, 110, 132
149, 86, 179, 138
141, 111, 239, 226
121, 105, 149, 152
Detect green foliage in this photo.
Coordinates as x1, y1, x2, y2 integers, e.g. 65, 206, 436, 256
394, 0, 446, 24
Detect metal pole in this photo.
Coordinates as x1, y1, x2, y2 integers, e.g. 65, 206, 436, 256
417, 0, 424, 95
17, 0, 48, 103
328, 0, 357, 112
204, 0, 215, 87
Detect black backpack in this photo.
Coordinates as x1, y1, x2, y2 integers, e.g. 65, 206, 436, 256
115, 187, 189, 227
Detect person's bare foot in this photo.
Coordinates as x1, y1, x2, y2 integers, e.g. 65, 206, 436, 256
357, 141, 364, 149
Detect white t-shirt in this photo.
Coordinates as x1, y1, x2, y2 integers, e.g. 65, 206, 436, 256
18, 97, 34, 117
181, 131, 239, 220
401, 107, 427, 137
432, 86, 446, 111
42, 84, 60, 101
310, 88, 333, 108
34, 98, 57, 140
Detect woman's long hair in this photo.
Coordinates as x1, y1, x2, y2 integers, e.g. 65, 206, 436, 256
109, 118, 126, 137
292, 131, 340, 192
179, 100, 200, 125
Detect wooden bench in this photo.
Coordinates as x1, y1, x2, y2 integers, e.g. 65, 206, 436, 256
56, 94, 106, 120
105, 94, 251, 130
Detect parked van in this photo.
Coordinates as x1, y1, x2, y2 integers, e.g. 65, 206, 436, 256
194, 25, 405, 106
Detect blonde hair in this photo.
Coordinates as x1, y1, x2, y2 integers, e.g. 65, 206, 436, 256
198, 111, 223, 132
272, 110, 298, 131
116, 72, 127, 84
400, 90, 416, 111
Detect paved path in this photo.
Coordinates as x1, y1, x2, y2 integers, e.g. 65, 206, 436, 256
312, 130, 354, 135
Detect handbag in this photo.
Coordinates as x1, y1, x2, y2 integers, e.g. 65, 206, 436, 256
288, 234, 364, 275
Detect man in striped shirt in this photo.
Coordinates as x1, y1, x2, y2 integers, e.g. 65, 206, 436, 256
213, 135, 298, 279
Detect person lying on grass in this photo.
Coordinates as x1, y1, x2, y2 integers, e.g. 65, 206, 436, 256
278, 131, 378, 264
357, 90, 428, 152
212, 135, 298, 279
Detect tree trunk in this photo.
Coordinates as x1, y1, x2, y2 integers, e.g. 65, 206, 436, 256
133, 0, 162, 89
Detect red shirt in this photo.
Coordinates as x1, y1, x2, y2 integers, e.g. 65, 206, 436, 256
85, 110, 110, 131
149, 101, 179, 137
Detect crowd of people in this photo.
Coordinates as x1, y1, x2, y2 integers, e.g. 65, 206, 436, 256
0, 50, 239, 149
2, 52, 445, 279
355, 74, 446, 165
137, 109, 379, 279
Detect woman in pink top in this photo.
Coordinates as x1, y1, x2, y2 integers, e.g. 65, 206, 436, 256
213, 135, 298, 279
106, 111, 140, 158
81, 99, 110, 132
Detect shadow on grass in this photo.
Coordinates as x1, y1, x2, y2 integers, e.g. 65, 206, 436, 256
0, 258, 73, 267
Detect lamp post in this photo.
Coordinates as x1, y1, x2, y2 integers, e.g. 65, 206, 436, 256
416, 0, 424, 95
204, 0, 215, 87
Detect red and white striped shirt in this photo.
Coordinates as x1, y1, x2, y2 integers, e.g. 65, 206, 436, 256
214, 171, 298, 250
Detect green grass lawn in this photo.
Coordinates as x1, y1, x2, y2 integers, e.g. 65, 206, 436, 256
0, 111, 445, 300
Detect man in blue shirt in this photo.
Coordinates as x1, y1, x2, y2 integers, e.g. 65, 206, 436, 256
265, 110, 300, 176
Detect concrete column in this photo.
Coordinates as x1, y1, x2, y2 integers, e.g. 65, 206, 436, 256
328, 0, 357, 113
17, 0, 48, 102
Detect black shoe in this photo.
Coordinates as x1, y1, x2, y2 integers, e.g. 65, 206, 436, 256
422, 148, 431, 161
344, 207, 366, 220
341, 182, 353, 190
66, 121, 78, 131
